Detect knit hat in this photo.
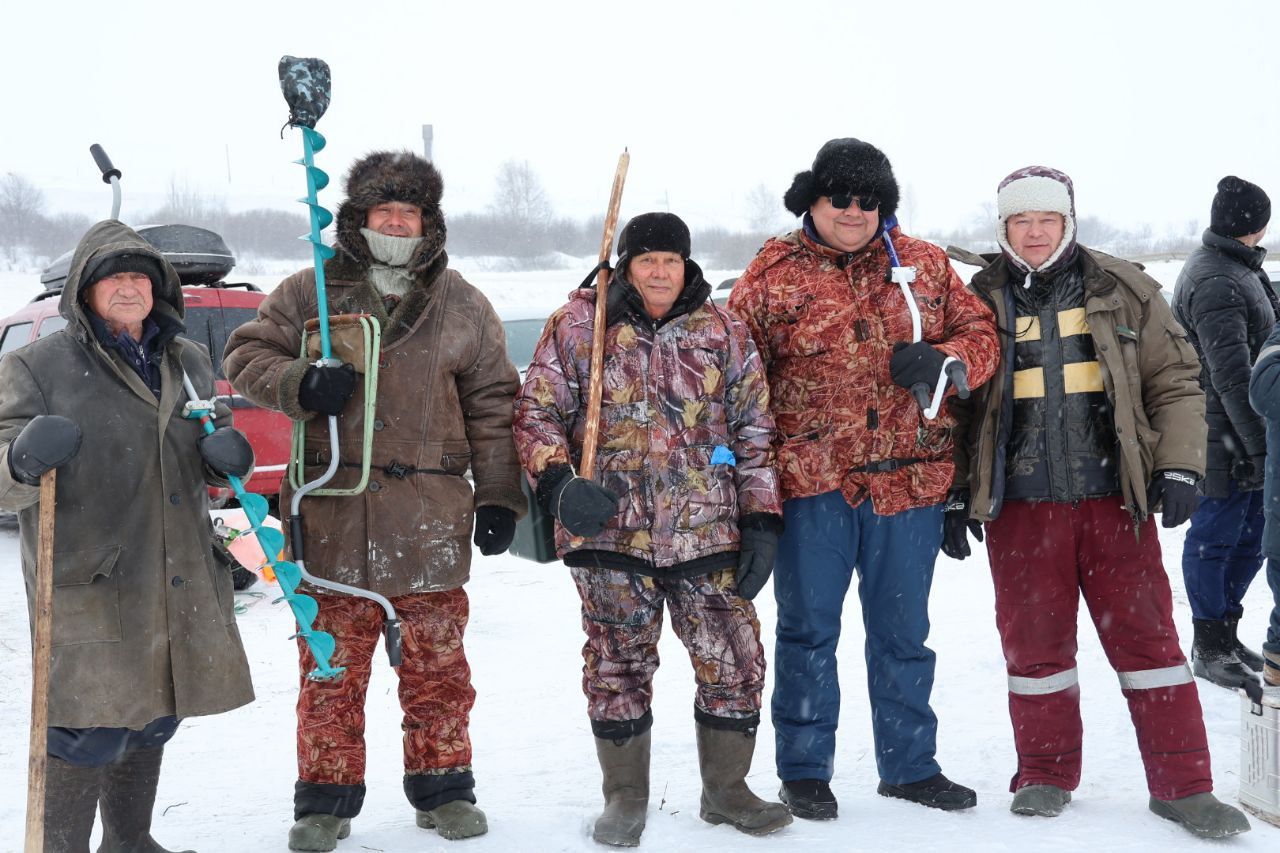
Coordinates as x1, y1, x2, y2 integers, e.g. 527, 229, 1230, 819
995, 165, 1077, 273
84, 252, 163, 291
1210, 176, 1271, 239
617, 212, 691, 262
783, 138, 900, 220
335, 150, 446, 274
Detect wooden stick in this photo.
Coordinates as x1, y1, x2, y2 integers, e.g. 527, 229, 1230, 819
578, 150, 630, 483
25, 469, 56, 853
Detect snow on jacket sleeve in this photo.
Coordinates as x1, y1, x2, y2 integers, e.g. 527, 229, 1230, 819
720, 309, 782, 519
1139, 288, 1207, 475
513, 302, 584, 483
1187, 274, 1268, 457
458, 295, 526, 516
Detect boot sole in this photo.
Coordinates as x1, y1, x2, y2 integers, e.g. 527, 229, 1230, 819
288, 818, 351, 852
1149, 798, 1251, 838
700, 809, 793, 835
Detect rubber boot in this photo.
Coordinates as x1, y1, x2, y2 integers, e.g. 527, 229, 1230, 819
288, 814, 351, 852
97, 746, 194, 853
415, 800, 488, 840
695, 723, 792, 836
1191, 618, 1259, 690
591, 730, 650, 847
44, 756, 102, 853
1149, 792, 1251, 838
1226, 612, 1265, 672
1265, 649, 1280, 687
1010, 784, 1071, 817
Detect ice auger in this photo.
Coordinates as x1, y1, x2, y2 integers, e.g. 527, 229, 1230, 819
274, 55, 402, 674
883, 216, 970, 419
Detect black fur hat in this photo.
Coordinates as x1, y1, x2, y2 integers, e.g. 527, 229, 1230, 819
783, 138, 899, 220
1210, 175, 1271, 239
335, 150, 446, 274
617, 212, 692, 262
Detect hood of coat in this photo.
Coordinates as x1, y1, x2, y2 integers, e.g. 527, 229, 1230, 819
58, 219, 185, 337
604, 258, 712, 328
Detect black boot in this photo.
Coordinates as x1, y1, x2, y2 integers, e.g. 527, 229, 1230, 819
1226, 611, 1265, 672
778, 779, 837, 820
877, 773, 977, 811
1191, 618, 1259, 689
97, 746, 195, 853
44, 756, 102, 853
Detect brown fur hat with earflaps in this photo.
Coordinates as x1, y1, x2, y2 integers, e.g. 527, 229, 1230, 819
334, 150, 446, 276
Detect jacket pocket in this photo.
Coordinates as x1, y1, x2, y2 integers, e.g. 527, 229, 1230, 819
51, 545, 123, 646
672, 445, 737, 533
597, 448, 652, 531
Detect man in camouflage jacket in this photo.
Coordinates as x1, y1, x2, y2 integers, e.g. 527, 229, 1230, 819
728, 139, 999, 818
513, 212, 791, 844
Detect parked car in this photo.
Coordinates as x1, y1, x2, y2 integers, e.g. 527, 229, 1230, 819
712, 277, 737, 307
0, 224, 292, 508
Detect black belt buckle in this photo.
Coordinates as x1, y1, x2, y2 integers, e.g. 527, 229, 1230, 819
384, 460, 411, 479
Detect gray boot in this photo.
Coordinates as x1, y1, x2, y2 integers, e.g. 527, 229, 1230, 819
416, 800, 488, 840
695, 722, 792, 836
1149, 792, 1251, 838
44, 756, 102, 853
591, 730, 650, 847
1010, 784, 1071, 817
97, 747, 194, 853
288, 814, 351, 852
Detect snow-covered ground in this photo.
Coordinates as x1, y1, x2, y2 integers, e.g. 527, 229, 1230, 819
2, 259, 1280, 851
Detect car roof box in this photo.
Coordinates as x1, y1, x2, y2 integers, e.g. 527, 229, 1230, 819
40, 224, 237, 291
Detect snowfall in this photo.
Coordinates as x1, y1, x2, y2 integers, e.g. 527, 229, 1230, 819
1, 257, 1280, 852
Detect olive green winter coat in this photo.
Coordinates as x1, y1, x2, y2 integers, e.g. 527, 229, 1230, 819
0, 219, 254, 730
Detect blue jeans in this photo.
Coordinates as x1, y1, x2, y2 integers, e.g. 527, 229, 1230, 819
1182, 482, 1265, 621
772, 491, 943, 785
48, 715, 180, 767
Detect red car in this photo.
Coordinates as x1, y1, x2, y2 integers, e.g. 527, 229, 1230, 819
0, 224, 291, 508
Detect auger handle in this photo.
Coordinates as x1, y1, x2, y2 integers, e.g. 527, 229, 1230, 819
384, 619, 402, 667
89, 144, 121, 182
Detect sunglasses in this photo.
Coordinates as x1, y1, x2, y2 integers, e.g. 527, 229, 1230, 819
828, 193, 879, 212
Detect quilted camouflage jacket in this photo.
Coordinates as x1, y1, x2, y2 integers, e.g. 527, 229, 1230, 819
728, 226, 1000, 514
513, 275, 782, 570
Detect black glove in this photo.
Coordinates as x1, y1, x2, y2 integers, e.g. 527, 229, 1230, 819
298, 362, 357, 416
198, 426, 254, 479
545, 470, 620, 538
8, 415, 82, 485
736, 519, 780, 601
1232, 455, 1266, 492
473, 506, 517, 556
941, 490, 983, 560
1146, 469, 1199, 528
890, 341, 947, 391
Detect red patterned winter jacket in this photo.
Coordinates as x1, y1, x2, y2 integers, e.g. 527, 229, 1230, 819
513, 285, 781, 568
728, 227, 999, 515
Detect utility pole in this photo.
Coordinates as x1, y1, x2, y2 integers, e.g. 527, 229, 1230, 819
422, 125, 434, 162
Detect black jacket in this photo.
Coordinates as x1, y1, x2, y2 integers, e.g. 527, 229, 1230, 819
1172, 229, 1278, 498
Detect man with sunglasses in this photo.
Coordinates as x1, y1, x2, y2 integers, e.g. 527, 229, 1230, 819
728, 138, 999, 819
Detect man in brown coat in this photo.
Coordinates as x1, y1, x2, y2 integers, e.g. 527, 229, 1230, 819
0, 220, 256, 852
224, 151, 526, 850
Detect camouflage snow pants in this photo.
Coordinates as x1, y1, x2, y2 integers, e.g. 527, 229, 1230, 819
296, 589, 475, 787
572, 567, 766, 731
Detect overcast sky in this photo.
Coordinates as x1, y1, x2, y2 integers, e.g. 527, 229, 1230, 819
6, 0, 1278, 239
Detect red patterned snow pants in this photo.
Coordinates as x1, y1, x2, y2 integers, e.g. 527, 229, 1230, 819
296, 589, 474, 786
573, 567, 766, 724
986, 496, 1212, 800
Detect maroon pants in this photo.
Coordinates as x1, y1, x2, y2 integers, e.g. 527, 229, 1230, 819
573, 567, 766, 724
986, 496, 1212, 800
296, 590, 474, 786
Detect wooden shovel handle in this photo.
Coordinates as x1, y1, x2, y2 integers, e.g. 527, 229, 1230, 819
25, 469, 56, 853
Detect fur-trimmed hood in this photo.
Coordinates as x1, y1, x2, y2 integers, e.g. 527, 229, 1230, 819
335, 150, 447, 277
